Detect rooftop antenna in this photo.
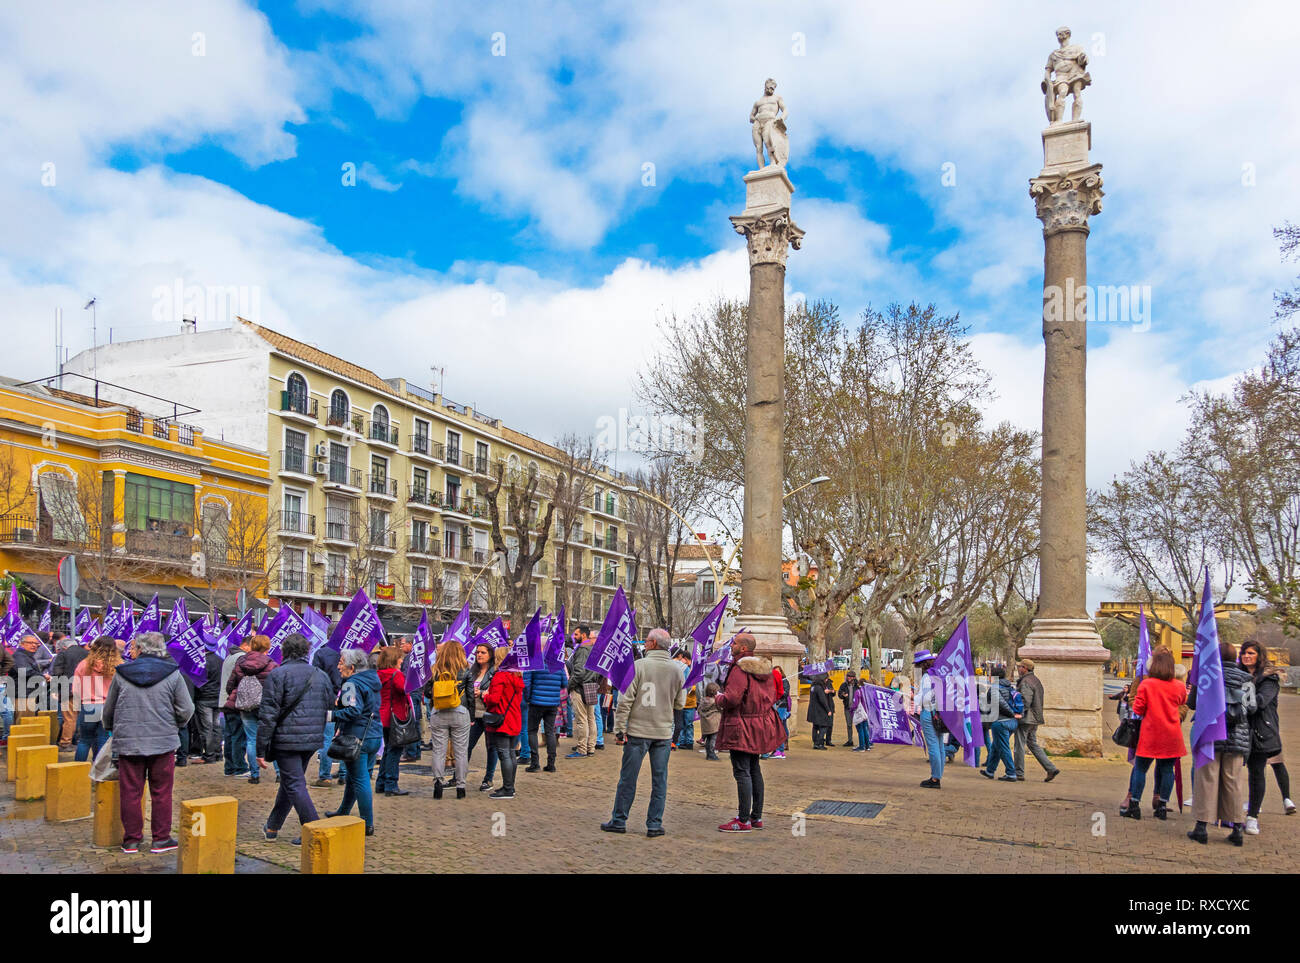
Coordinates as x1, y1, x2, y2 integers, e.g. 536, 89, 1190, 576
54, 307, 63, 389
83, 297, 98, 404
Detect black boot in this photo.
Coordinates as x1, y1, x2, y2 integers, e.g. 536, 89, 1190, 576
1121, 801, 1142, 820
456, 787, 467, 799
433, 780, 443, 800
1227, 822, 1244, 846
1187, 821, 1208, 844
1153, 797, 1167, 821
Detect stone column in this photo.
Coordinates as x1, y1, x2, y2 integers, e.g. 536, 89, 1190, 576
1018, 119, 1109, 755
730, 167, 805, 731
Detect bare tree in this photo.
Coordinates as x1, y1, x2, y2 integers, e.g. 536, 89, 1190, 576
196, 489, 277, 616
550, 433, 602, 624
484, 461, 558, 632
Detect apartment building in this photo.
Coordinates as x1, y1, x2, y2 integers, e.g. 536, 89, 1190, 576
65, 320, 648, 628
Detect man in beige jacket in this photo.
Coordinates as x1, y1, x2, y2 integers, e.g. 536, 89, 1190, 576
600, 628, 686, 838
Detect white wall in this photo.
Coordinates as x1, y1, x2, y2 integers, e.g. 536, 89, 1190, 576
62, 326, 270, 451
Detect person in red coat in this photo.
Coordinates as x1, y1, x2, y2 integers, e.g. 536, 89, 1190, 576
375, 645, 411, 796
483, 646, 524, 800
1123, 646, 1187, 821
713, 632, 784, 833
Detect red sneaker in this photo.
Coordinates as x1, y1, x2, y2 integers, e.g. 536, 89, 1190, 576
750, 819, 764, 829
718, 818, 752, 833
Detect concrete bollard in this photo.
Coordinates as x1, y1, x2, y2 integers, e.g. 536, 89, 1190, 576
177, 796, 239, 874
45, 762, 92, 821
93, 781, 124, 848
6, 733, 47, 780
15, 745, 60, 800
300, 815, 366, 874
38, 710, 60, 744
8, 722, 48, 743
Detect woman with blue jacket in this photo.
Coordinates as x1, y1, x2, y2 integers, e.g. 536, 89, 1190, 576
325, 648, 382, 836
523, 663, 567, 773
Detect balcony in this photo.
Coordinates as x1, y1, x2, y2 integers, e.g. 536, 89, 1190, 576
410, 436, 445, 462
444, 448, 464, 469
325, 411, 364, 435
278, 448, 312, 478
125, 412, 144, 433
472, 548, 492, 565
279, 392, 318, 424
441, 545, 473, 564
367, 475, 398, 499
407, 485, 443, 511
275, 571, 313, 595
369, 529, 397, 552
441, 493, 469, 517
324, 463, 363, 492
409, 531, 441, 556
367, 421, 399, 448
323, 516, 357, 544
126, 529, 192, 561
473, 454, 491, 475
322, 574, 349, 597
278, 510, 315, 538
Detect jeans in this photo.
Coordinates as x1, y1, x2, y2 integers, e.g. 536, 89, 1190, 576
1129, 755, 1175, 805
729, 750, 764, 822
527, 704, 558, 766
564, 697, 573, 735
223, 712, 248, 774
429, 707, 470, 789
517, 701, 530, 761
855, 721, 872, 749
74, 706, 110, 763
337, 739, 381, 831
265, 749, 319, 832
239, 710, 260, 774
984, 719, 1018, 776
488, 731, 516, 791
318, 720, 336, 779
609, 736, 670, 830
468, 717, 500, 780
194, 704, 219, 761
920, 710, 945, 781
118, 753, 175, 844
1014, 722, 1058, 778
376, 729, 402, 792
673, 708, 695, 747
594, 698, 605, 746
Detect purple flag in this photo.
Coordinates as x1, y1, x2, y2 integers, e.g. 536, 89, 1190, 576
100, 604, 122, 641
406, 611, 435, 692
1136, 604, 1151, 682
500, 609, 543, 672
328, 589, 386, 654
442, 602, 473, 655
261, 605, 309, 664
587, 587, 637, 693
857, 683, 925, 746
927, 617, 982, 768
544, 605, 567, 673
136, 594, 161, 634
684, 596, 730, 690
706, 627, 747, 670
73, 606, 93, 641
799, 658, 836, 678
165, 597, 189, 639
1190, 571, 1227, 769
467, 617, 509, 657
167, 619, 210, 687
38, 604, 51, 634
114, 600, 135, 642
302, 606, 332, 657
216, 609, 256, 659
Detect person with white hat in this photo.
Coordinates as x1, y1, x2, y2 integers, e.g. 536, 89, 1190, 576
911, 648, 944, 789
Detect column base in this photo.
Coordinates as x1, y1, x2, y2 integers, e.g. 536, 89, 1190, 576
1018, 617, 1109, 758
738, 612, 804, 735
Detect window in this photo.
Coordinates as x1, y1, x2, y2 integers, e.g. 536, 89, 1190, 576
286, 373, 308, 414
368, 562, 387, 598
554, 588, 564, 612
527, 461, 539, 480
593, 487, 603, 510
123, 474, 194, 535
326, 554, 347, 594
701, 578, 716, 603
412, 466, 428, 498
592, 594, 603, 620
283, 428, 307, 473
445, 474, 461, 507
369, 508, 389, 544
476, 440, 489, 471
412, 518, 429, 552
372, 404, 389, 426
413, 418, 430, 453
325, 499, 351, 541
507, 453, 521, 475
411, 566, 427, 599
201, 500, 230, 559
444, 571, 460, 603
329, 442, 348, 484
329, 389, 349, 425
282, 548, 306, 591
446, 430, 461, 459
38, 472, 86, 542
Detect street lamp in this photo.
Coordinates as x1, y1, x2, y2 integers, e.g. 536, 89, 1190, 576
619, 485, 723, 588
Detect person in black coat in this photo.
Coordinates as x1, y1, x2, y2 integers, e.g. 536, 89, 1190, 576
193, 648, 225, 763
837, 671, 862, 747
1187, 641, 1254, 846
256, 633, 333, 843
311, 641, 344, 785
50, 636, 88, 749
806, 674, 834, 749
1240, 640, 1295, 832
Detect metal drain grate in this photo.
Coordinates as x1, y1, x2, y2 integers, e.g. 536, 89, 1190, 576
804, 800, 885, 819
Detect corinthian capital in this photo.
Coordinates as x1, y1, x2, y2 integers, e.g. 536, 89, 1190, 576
729, 210, 805, 268
1029, 164, 1104, 235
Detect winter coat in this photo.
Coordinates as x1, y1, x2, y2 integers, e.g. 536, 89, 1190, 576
1132, 676, 1187, 759
377, 667, 410, 727
1017, 671, 1046, 726
524, 667, 567, 707
613, 648, 685, 740
256, 657, 333, 760
483, 670, 524, 736
1188, 659, 1254, 757
994, 679, 1019, 722
50, 643, 88, 681
334, 668, 383, 745
10, 648, 47, 702
1247, 670, 1282, 757
715, 655, 784, 755
697, 693, 722, 736
806, 676, 835, 727
195, 651, 224, 707
837, 677, 861, 713
312, 646, 343, 695
566, 643, 601, 689
102, 655, 195, 756
223, 650, 275, 711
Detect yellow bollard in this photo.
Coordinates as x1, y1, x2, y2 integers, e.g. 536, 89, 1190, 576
38, 710, 60, 744
6, 733, 46, 780
300, 815, 366, 874
45, 762, 92, 821
93, 781, 124, 848
7, 724, 48, 747
177, 796, 239, 874
15, 745, 59, 800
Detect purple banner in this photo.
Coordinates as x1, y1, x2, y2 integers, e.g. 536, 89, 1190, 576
684, 595, 730, 690
587, 587, 637, 693
1190, 571, 1227, 769
261, 604, 309, 663
165, 597, 188, 639
38, 604, 51, 634
137, 594, 161, 634
407, 610, 435, 692
114, 600, 136, 642
167, 619, 210, 687
927, 617, 982, 768
799, 658, 836, 678
442, 602, 473, 655
467, 617, 509, 656
500, 608, 543, 672
857, 683, 924, 746
302, 606, 332, 657
544, 605, 567, 673
328, 589, 386, 654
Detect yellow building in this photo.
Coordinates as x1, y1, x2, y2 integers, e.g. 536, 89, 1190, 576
0, 374, 270, 625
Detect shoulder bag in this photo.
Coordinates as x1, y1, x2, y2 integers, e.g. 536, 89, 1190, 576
385, 696, 420, 748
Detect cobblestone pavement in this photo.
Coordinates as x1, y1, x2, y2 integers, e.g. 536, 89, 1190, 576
4, 691, 1298, 873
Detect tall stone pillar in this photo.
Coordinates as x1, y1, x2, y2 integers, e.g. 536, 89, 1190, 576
1018, 117, 1109, 755
730, 166, 805, 730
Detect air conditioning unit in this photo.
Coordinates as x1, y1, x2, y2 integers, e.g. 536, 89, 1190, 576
312, 552, 327, 566
312, 458, 328, 475
314, 442, 328, 457
14, 527, 34, 543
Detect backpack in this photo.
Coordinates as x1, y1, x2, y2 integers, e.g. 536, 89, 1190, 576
233, 673, 263, 711
1007, 687, 1026, 716
432, 670, 460, 711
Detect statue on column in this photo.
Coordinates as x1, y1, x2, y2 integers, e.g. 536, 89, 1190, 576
1042, 27, 1091, 124
750, 78, 789, 169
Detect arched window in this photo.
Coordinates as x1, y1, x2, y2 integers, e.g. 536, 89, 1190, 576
527, 461, 539, 481
372, 404, 389, 426
329, 389, 349, 426
507, 454, 521, 476
286, 373, 308, 414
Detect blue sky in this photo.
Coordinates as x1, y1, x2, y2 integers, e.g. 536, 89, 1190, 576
2, 0, 1298, 503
